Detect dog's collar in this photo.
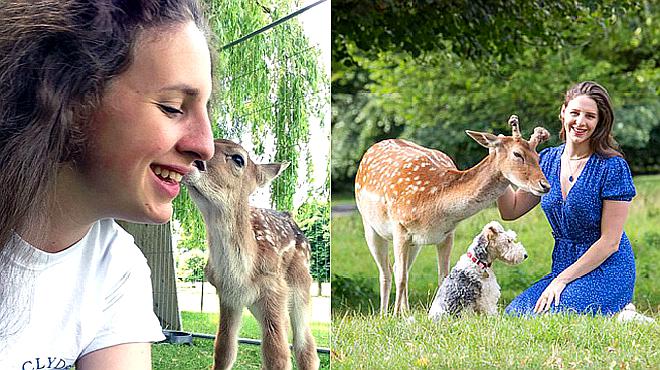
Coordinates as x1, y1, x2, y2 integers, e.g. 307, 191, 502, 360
467, 251, 491, 270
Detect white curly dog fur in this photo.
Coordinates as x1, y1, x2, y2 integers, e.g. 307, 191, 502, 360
429, 221, 527, 319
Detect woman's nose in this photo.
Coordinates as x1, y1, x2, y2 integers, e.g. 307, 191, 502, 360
177, 110, 215, 161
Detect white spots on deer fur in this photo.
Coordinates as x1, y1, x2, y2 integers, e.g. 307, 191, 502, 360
420, 187, 426, 192
397, 178, 404, 184
412, 207, 417, 214
430, 166, 437, 171
424, 180, 430, 185
413, 175, 420, 181
416, 180, 422, 185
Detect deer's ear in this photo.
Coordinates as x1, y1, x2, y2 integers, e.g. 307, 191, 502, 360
256, 162, 290, 188
466, 130, 501, 148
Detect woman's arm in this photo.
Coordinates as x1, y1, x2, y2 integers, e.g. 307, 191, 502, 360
76, 343, 151, 370
496, 185, 541, 221
534, 200, 631, 313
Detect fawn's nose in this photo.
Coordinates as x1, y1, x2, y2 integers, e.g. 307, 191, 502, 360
194, 160, 206, 172
539, 180, 550, 193
523, 254, 528, 259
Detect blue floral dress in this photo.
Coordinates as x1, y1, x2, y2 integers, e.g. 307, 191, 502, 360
505, 144, 636, 316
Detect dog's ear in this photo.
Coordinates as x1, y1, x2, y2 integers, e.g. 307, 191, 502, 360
483, 221, 504, 241
474, 234, 489, 261
485, 225, 499, 241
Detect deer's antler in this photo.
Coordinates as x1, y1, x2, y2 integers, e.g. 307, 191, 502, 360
528, 127, 550, 150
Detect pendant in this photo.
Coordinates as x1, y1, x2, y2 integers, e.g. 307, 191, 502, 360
569, 175, 574, 182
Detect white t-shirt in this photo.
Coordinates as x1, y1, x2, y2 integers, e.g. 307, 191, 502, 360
0, 219, 165, 369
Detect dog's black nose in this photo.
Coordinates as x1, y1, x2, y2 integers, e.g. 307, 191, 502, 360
194, 160, 206, 172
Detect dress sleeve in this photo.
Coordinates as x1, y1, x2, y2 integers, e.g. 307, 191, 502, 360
80, 255, 165, 357
538, 146, 554, 179
601, 156, 636, 201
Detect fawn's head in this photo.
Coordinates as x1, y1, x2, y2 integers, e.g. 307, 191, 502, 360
183, 139, 288, 210
466, 115, 550, 196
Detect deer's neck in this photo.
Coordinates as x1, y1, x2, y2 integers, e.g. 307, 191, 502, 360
445, 154, 509, 215
204, 202, 257, 278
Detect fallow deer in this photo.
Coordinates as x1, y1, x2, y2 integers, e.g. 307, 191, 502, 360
355, 115, 550, 315
183, 139, 319, 370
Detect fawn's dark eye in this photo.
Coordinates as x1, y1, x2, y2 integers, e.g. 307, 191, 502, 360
513, 151, 524, 161
231, 154, 244, 168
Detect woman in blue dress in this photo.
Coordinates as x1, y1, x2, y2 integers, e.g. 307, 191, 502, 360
498, 81, 636, 316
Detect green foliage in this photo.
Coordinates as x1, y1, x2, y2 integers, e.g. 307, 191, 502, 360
332, 313, 659, 369
332, 0, 612, 66
208, 0, 325, 211
295, 199, 330, 283
331, 1, 659, 189
177, 249, 206, 283
175, 0, 328, 249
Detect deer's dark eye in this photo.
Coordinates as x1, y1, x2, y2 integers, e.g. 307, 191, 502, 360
231, 154, 245, 168
513, 151, 524, 162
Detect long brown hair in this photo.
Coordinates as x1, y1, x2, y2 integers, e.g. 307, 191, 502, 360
559, 81, 622, 158
0, 0, 209, 338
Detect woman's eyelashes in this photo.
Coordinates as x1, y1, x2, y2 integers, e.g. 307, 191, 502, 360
156, 103, 184, 117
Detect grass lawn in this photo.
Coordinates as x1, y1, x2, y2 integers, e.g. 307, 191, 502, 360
152, 311, 330, 369
331, 174, 659, 368
332, 312, 658, 369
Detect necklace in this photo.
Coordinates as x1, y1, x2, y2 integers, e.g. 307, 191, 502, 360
565, 154, 590, 182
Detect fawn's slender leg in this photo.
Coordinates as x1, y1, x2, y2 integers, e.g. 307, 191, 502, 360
436, 231, 454, 286
251, 288, 292, 370
392, 224, 412, 314
362, 220, 392, 315
213, 303, 242, 370
288, 270, 320, 370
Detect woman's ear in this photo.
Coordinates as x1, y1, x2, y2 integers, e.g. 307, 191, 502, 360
559, 104, 566, 121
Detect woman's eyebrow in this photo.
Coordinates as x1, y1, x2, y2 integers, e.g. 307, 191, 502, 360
158, 84, 200, 97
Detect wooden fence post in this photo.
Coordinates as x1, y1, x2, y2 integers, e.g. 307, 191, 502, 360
116, 220, 181, 331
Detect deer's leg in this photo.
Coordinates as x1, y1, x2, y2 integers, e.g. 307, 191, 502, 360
251, 286, 292, 370
288, 268, 320, 370
436, 231, 453, 287
362, 220, 392, 315
213, 303, 242, 370
392, 224, 412, 314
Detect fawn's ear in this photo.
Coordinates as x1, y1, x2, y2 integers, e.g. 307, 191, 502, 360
466, 130, 501, 148
256, 162, 290, 188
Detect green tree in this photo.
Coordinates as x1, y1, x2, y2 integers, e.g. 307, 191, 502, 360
175, 0, 327, 250
332, 0, 659, 192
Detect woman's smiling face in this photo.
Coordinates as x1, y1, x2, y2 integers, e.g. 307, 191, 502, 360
74, 21, 215, 224
561, 95, 599, 147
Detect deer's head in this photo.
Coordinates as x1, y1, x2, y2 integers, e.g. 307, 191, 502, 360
466, 115, 550, 196
183, 139, 288, 212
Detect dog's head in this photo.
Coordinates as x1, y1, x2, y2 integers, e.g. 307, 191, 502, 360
182, 139, 288, 213
471, 221, 528, 265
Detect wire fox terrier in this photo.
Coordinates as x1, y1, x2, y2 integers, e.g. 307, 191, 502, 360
429, 221, 527, 319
